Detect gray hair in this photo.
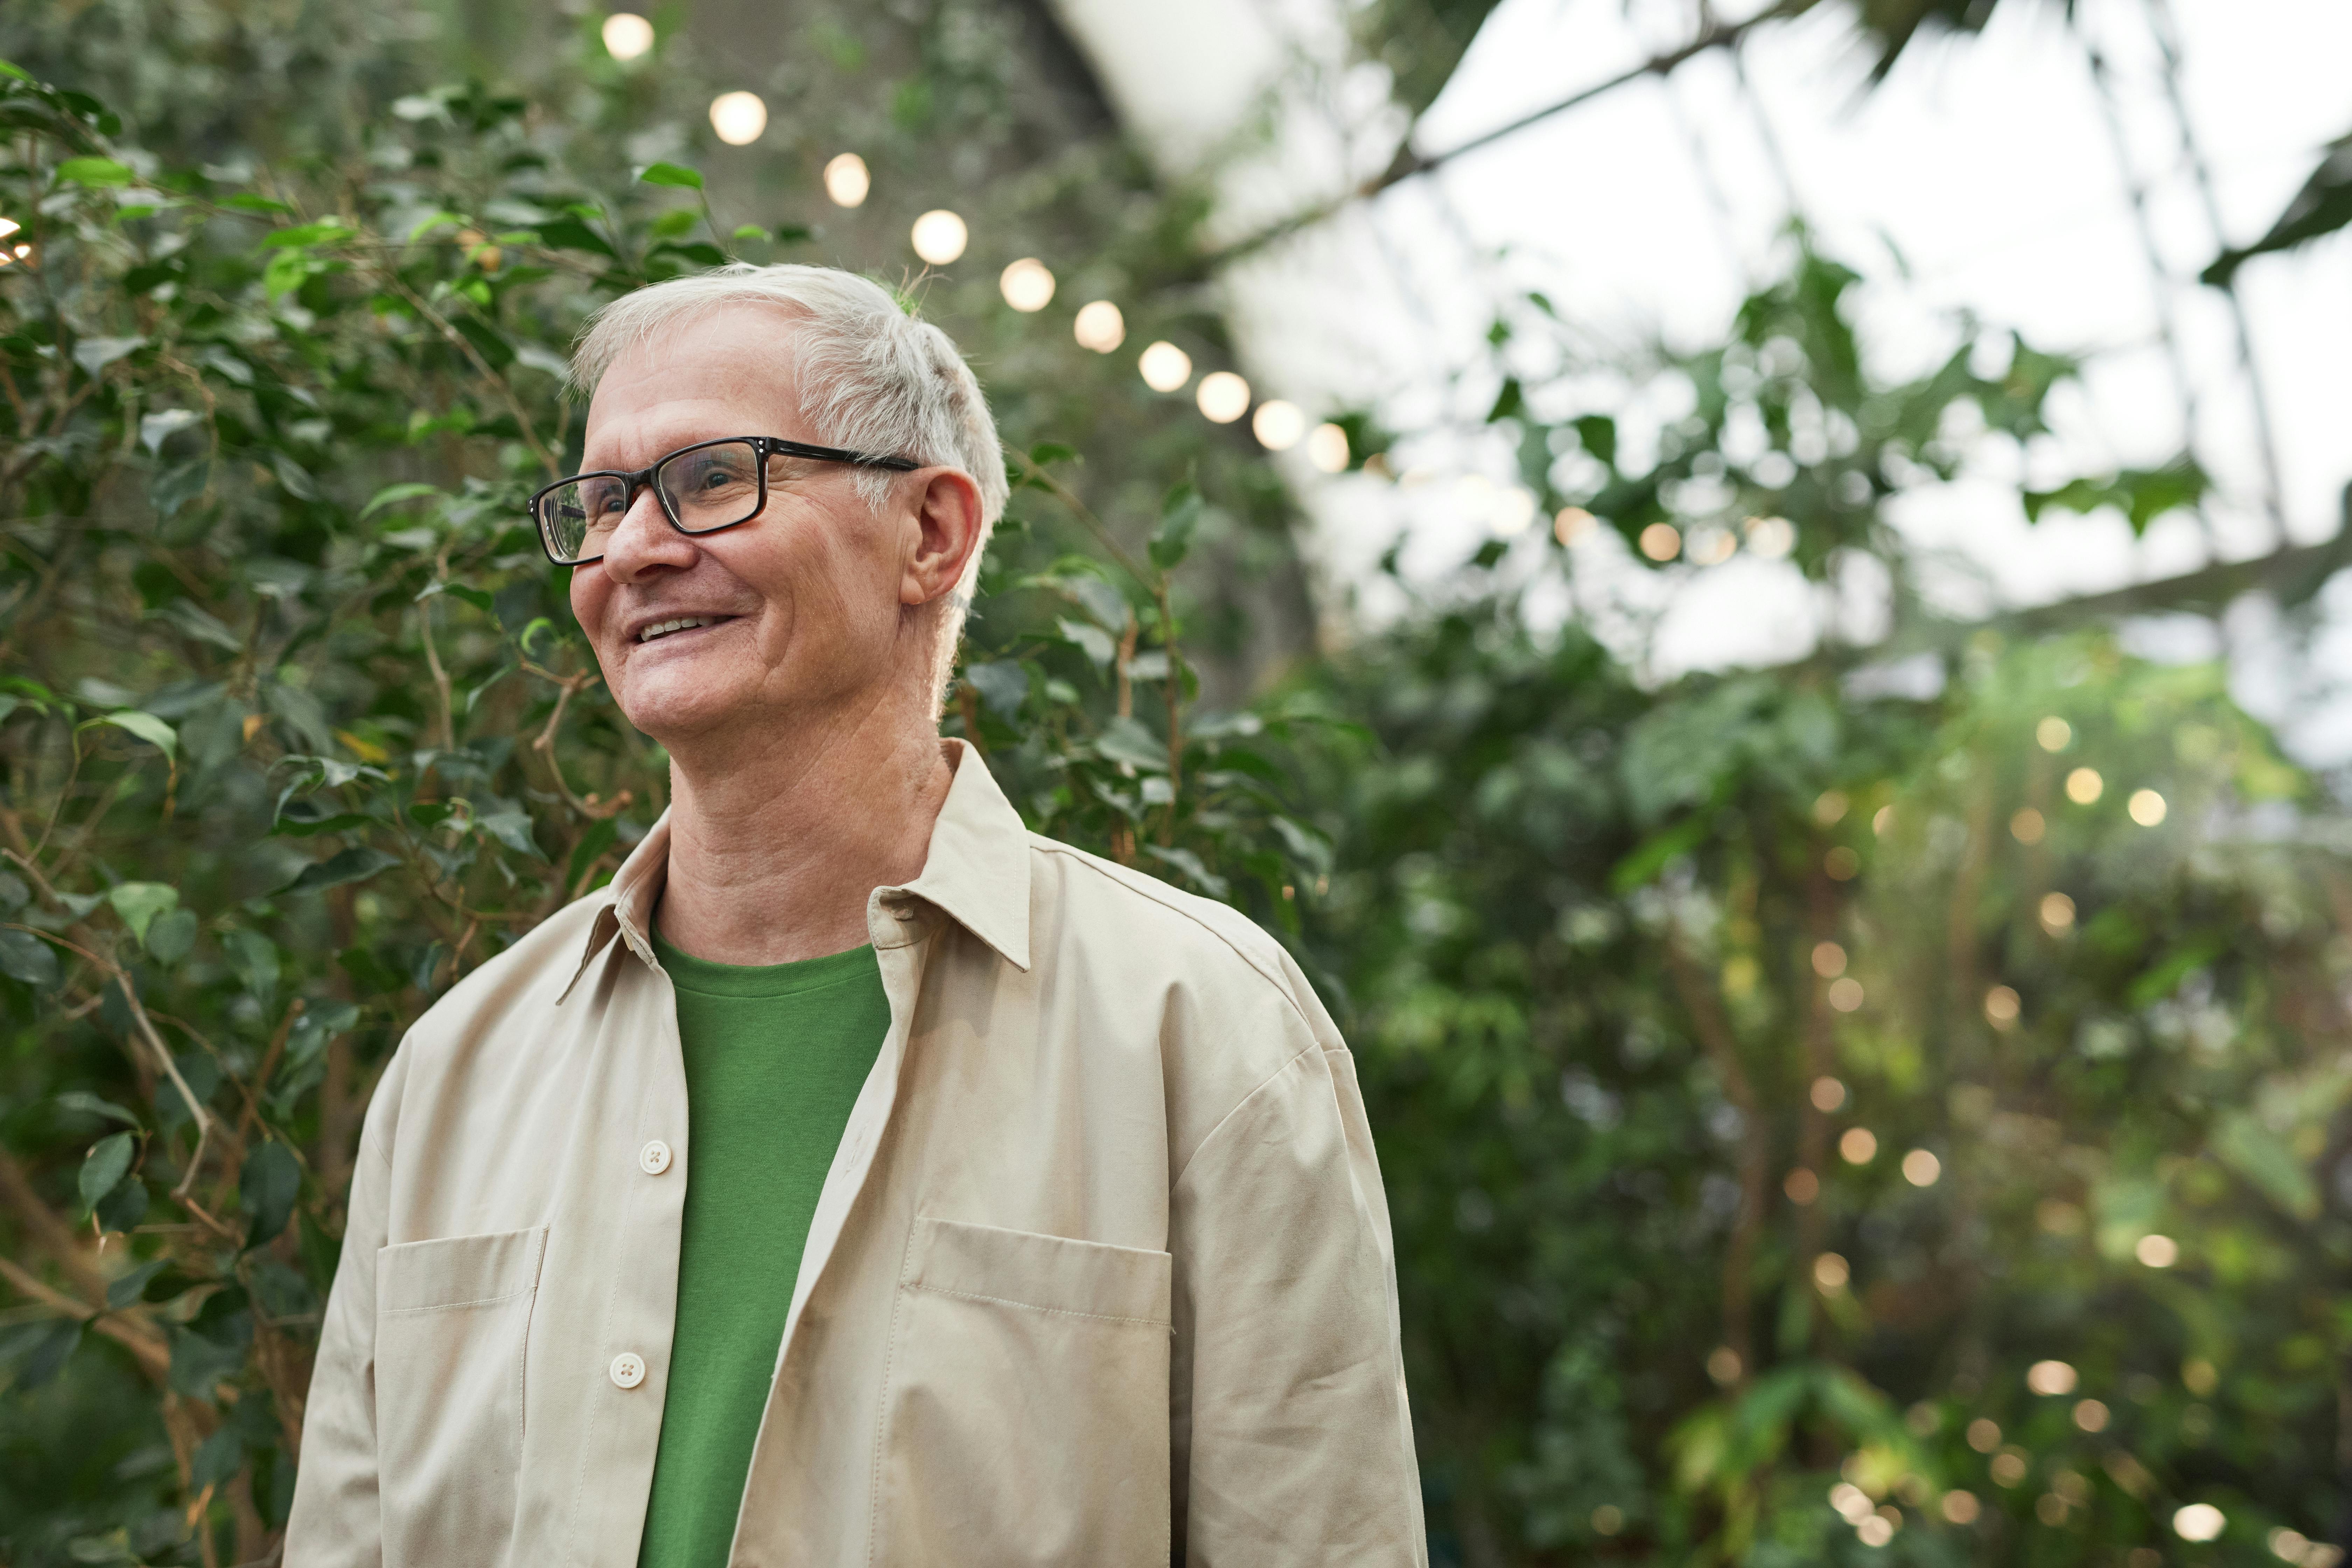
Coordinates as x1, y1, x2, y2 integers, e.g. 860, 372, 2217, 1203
571, 263, 1008, 707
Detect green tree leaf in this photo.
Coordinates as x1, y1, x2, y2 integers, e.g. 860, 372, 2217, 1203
0, 929, 59, 988
636, 161, 704, 190
106, 882, 179, 943
278, 846, 401, 896
239, 1141, 301, 1247
78, 1131, 136, 1210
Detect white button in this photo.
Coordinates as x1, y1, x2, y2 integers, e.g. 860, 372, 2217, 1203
638, 1140, 673, 1176
609, 1352, 646, 1390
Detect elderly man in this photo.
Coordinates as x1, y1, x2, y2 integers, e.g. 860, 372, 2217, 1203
285, 263, 1422, 1567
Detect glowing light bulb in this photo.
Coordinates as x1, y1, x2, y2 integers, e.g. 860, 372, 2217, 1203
999, 258, 1055, 312
1251, 399, 1305, 451
709, 91, 768, 146
1073, 301, 1125, 353
1138, 341, 1191, 393
910, 210, 967, 265
1639, 522, 1681, 561
1196, 371, 1250, 423
1305, 423, 1349, 474
602, 12, 654, 59
823, 153, 870, 208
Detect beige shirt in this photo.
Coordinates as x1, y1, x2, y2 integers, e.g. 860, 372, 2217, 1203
286, 741, 1424, 1567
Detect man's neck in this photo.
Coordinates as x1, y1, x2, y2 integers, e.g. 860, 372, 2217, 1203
654, 697, 953, 966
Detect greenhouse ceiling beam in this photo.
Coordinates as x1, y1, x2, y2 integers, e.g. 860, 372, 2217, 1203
1205, 3, 1798, 270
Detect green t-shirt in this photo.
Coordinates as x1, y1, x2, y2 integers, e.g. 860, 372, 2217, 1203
637, 933, 892, 1568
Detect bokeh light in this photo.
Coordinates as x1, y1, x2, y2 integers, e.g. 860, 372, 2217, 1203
1744, 515, 1795, 558
1251, 399, 1304, 450
2039, 892, 2076, 932
1304, 422, 1350, 474
1984, 985, 2021, 1027
1810, 1075, 1847, 1112
2073, 1398, 2109, 1432
1839, 1126, 1877, 1162
1828, 977, 1865, 1011
2038, 716, 2073, 751
999, 257, 1055, 312
1639, 522, 1682, 561
1902, 1149, 1940, 1186
601, 12, 654, 59
708, 91, 768, 146
2136, 1233, 2179, 1268
1941, 1490, 1981, 1524
1554, 506, 1596, 545
2129, 788, 2168, 825
1813, 1252, 1850, 1292
1784, 1167, 1820, 1204
1137, 340, 1191, 393
822, 153, 869, 208
1493, 486, 1537, 535
2027, 1359, 2078, 1395
1196, 371, 1250, 423
910, 209, 968, 265
2174, 1504, 2226, 1542
1812, 940, 1847, 976
2011, 807, 2046, 844
2066, 766, 2104, 804
1072, 300, 1125, 353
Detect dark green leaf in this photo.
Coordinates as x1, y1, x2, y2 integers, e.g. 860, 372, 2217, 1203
79, 1131, 136, 1210
240, 1141, 301, 1247
0, 929, 59, 988
279, 846, 401, 896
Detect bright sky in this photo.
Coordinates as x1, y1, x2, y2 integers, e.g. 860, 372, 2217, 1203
1057, 0, 2352, 755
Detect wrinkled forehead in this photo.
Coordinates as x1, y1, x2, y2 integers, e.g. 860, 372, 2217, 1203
581, 303, 814, 469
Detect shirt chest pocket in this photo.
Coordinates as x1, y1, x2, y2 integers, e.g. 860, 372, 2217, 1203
875, 1216, 1173, 1568
375, 1226, 548, 1568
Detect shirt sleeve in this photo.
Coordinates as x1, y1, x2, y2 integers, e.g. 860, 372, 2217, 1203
285, 1065, 399, 1567
1167, 1003, 1427, 1567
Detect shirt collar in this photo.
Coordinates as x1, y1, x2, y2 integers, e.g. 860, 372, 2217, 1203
561, 738, 1031, 1001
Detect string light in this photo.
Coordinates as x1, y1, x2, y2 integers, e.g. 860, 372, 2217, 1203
2129, 788, 2167, 825
1812, 941, 1848, 977
1811, 1076, 1847, 1112
1839, 1126, 1877, 1162
1638, 522, 1682, 561
1137, 341, 1191, 392
2038, 716, 2072, 752
2065, 766, 2104, 804
822, 153, 869, 207
1902, 1149, 1940, 1186
2039, 892, 2076, 933
1554, 506, 1596, 545
2136, 1233, 2178, 1267
1250, 400, 1304, 450
2011, 807, 2045, 844
602, 12, 654, 59
1813, 1252, 1850, 1292
999, 258, 1055, 312
1196, 371, 1250, 424
910, 209, 968, 265
1984, 985, 2020, 1027
1784, 1167, 1820, 1204
1072, 300, 1124, 353
1304, 422, 1350, 474
709, 91, 768, 146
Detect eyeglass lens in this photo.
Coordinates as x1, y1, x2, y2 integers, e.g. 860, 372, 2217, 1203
536, 440, 766, 562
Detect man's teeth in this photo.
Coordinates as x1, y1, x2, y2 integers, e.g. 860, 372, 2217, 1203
638, 616, 716, 643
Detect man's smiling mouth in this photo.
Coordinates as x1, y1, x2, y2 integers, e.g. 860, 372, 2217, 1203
636, 615, 733, 644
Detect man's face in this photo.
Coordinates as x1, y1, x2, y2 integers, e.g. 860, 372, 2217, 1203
568, 306, 915, 747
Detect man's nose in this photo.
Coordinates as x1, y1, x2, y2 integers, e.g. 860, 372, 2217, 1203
597, 484, 696, 581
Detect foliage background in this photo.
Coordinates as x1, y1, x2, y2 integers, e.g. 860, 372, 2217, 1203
2, 3, 2350, 1567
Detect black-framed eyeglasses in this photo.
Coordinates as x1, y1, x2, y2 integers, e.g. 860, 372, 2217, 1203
528, 435, 920, 566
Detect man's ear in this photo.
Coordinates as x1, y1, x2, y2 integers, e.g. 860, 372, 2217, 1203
900, 468, 987, 608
